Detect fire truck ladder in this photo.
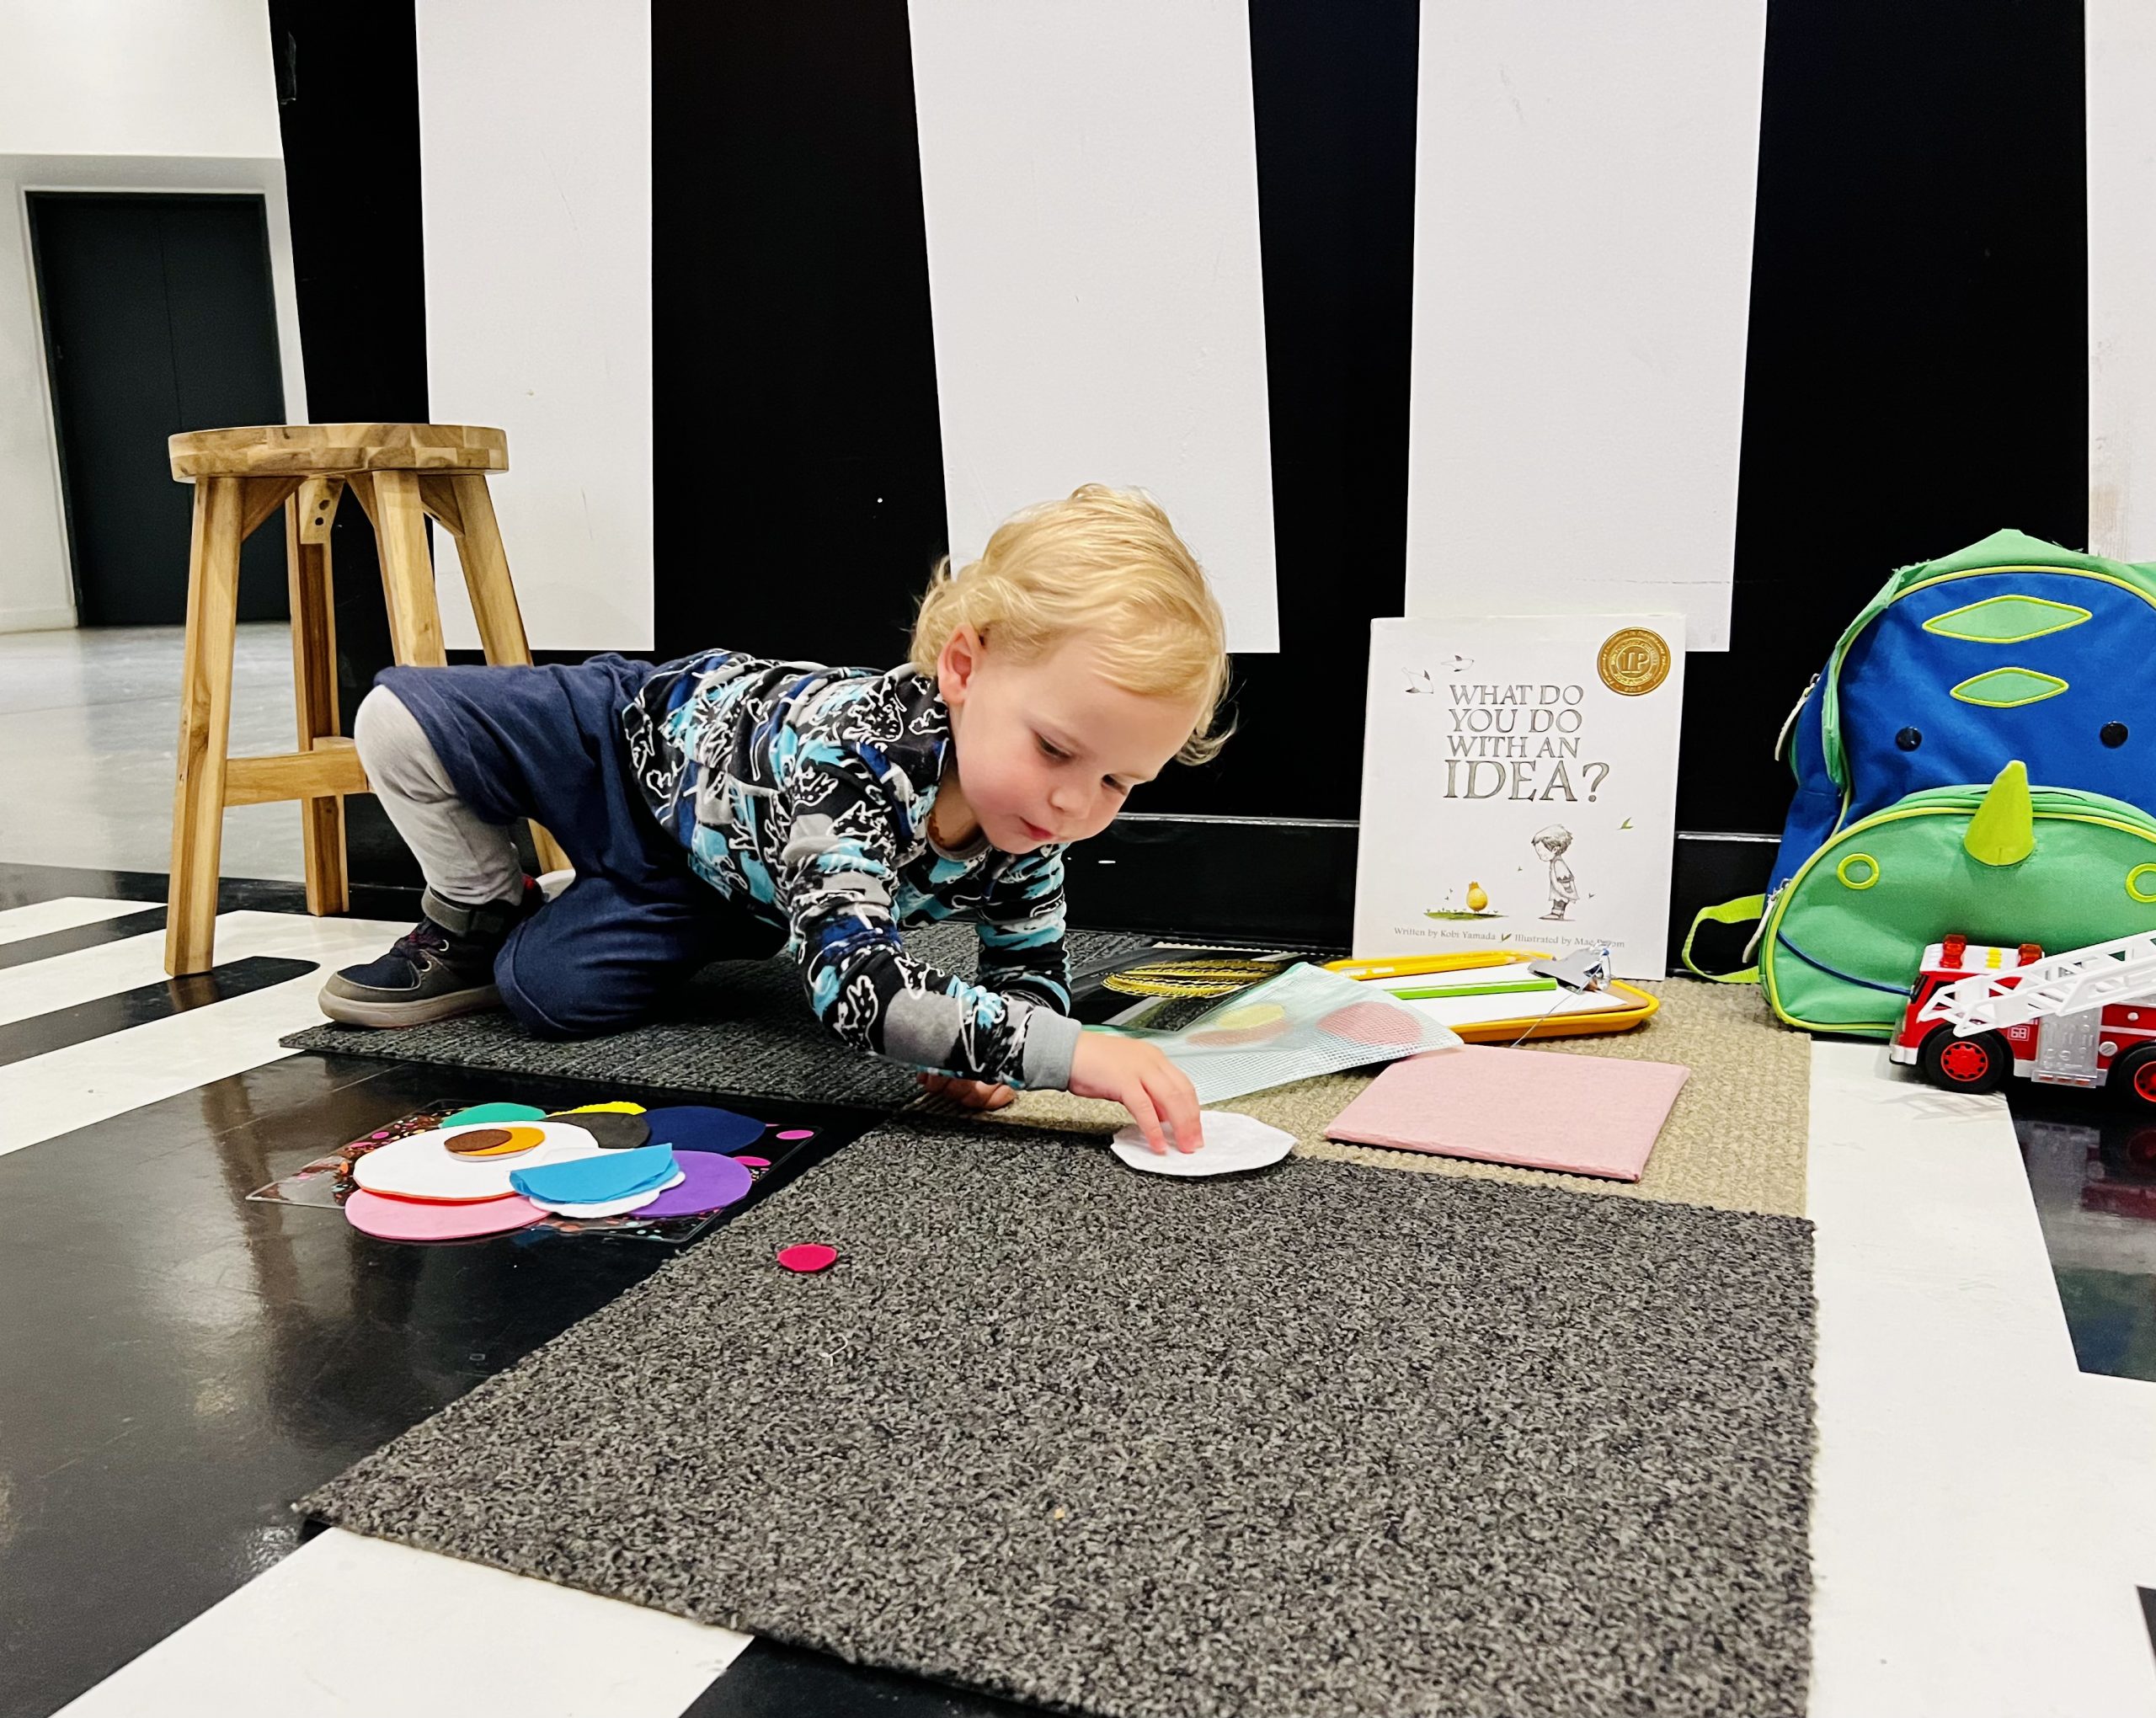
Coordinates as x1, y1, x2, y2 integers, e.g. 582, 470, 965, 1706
1918, 931, 2156, 1037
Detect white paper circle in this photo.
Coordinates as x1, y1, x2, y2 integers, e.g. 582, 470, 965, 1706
530, 1170, 687, 1219
1109, 1112, 1295, 1178
352, 1120, 606, 1203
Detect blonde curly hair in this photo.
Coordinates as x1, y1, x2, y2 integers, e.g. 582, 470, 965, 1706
909, 484, 1233, 766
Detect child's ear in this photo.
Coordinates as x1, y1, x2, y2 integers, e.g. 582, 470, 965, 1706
937, 626, 982, 707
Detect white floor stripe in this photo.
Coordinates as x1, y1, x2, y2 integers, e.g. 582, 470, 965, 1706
0, 911, 391, 1029
0, 896, 147, 947
0, 915, 404, 1157
51, 1528, 751, 1718
1807, 1039, 2156, 1716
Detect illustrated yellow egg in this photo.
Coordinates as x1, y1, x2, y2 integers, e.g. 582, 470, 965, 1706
1466, 881, 1488, 912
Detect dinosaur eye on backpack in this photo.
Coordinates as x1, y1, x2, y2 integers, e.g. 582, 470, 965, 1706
2103, 722, 2130, 749
1895, 727, 1923, 751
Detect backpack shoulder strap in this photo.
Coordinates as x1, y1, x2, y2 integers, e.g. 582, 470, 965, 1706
1679, 894, 1765, 984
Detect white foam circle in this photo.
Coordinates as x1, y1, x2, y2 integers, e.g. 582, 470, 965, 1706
352, 1120, 606, 1203
531, 1170, 687, 1219
1109, 1112, 1295, 1178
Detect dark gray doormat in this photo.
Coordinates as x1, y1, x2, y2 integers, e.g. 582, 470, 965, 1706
304, 1119, 1815, 1718
280, 925, 1158, 1109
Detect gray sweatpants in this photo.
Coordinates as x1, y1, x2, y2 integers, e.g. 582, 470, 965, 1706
352, 686, 527, 908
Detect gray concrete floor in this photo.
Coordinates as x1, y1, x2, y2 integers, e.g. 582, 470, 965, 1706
0, 623, 307, 880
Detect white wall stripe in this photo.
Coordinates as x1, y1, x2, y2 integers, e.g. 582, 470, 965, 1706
1806, 1041, 2156, 1715
52, 1528, 750, 1718
0, 913, 404, 1157
415, 0, 655, 652
2086, 0, 2156, 562
908, 0, 1280, 653
0, 896, 147, 947
1404, 0, 1765, 652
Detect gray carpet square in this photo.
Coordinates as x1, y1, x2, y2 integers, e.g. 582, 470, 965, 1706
281, 925, 1159, 1108
306, 1119, 1814, 1718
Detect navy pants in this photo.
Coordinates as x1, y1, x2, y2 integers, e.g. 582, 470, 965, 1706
377, 655, 782, 1038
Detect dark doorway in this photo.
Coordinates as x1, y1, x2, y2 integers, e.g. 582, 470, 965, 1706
29, 192, 289, 627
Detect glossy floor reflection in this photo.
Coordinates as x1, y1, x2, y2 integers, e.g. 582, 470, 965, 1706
0, 1052, 866, 1715
2011, 1082, 2156, 1382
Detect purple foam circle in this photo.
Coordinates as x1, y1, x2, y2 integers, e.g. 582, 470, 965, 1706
635, 1149, 755, 1219
638, 1105, 767, 1154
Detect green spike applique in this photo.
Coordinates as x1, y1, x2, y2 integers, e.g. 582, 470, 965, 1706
1924, 594, 2091, 644
1949, 666, 2068, 708
1964, 761, 2035, 867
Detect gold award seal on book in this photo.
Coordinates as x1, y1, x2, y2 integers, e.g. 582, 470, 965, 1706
1597, 627, 1673, 696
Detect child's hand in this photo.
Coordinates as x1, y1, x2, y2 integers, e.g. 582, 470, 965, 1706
1068, 1032, 1203, 1155
915, 1072, 1017, 1109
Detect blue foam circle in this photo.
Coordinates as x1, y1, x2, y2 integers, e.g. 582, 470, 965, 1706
638, 1105, 766, 1154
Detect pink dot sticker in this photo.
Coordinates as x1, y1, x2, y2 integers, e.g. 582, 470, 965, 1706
776, 1128, 814, 1141
776, 1243, 839, 1273
734, 1155, 771, 1169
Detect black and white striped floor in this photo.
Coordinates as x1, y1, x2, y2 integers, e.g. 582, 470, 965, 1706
1, 862, 2151, 1717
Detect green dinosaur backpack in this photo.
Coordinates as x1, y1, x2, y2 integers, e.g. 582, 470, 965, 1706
1738, 763, 2156, 1037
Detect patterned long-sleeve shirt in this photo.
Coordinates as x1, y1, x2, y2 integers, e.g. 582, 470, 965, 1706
620, 650, 1081, 1089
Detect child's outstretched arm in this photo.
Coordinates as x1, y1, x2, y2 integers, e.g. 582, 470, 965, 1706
775, 758, 1201, 1152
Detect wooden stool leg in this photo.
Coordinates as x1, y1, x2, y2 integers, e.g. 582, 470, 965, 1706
167, 478, 247, 975
371, 469, 448, 667
288, 480, 350, 915
445, 474, 573, 878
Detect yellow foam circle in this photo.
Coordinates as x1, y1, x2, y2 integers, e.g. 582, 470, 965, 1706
561, 1102, 646, 1114
461, 1124, 549, 1158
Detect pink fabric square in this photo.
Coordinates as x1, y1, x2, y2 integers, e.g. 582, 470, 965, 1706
1322, 1044, 1689, 1182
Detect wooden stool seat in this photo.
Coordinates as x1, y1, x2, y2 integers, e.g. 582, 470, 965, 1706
164, 420, 567, 976
169, 422, 509, 478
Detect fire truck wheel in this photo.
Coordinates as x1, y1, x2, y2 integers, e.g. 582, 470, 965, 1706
2111, 1044, 2156, 1112
1919, 1027, 2011, 1095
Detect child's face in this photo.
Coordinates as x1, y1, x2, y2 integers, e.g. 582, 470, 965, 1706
937, 627, 1199, 853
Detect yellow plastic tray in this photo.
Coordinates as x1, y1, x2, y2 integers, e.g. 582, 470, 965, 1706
1322, 947, 1659, 1043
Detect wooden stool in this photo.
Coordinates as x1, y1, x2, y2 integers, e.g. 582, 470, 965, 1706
164, 423, 570, 976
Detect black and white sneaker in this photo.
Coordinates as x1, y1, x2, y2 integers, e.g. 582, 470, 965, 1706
318, 883, 542, 1027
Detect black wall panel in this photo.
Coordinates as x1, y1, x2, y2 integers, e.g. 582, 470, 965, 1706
281, 0, 2093, 948
1681, 0, 2088, 836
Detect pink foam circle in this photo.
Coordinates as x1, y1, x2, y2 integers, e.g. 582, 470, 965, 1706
776, 1243, 839, 1273
733, 1155, 771, 1169
776, 1128, 815, 1141
345, 1188, 547, 1241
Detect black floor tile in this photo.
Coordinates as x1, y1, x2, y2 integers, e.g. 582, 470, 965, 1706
0, 956, 319, 1069
0, 1053, 869, 1715
687, 1638, 1043, 1717
2010, 1083, 2156, 1382
0, 907, 164, 971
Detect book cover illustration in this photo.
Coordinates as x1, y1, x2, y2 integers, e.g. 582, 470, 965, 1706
1353, 615, 1685, 979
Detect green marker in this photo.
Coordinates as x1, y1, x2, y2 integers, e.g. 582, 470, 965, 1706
1384, 977, 1558, 1000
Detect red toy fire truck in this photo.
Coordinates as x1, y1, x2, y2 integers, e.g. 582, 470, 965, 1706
1892, 931, 2156, 1104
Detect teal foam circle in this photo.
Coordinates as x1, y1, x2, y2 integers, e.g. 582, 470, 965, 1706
441, 1102, 549, 1126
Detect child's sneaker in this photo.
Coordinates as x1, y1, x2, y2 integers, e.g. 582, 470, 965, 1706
318, 883, 542, 1027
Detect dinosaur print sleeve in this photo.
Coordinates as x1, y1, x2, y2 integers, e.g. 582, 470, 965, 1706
775, 753, 1082, 1090
974, 846, 1072, 1011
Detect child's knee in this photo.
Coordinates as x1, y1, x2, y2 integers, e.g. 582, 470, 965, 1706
494, 926, 648, 1040
353, 686, 451, 802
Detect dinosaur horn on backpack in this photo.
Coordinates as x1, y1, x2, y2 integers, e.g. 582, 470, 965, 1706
1963, 760, 2035, 868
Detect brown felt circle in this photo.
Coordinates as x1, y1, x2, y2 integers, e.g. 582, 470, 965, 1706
445, 1128, 515, 1155
457, 1124, 550, 1158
